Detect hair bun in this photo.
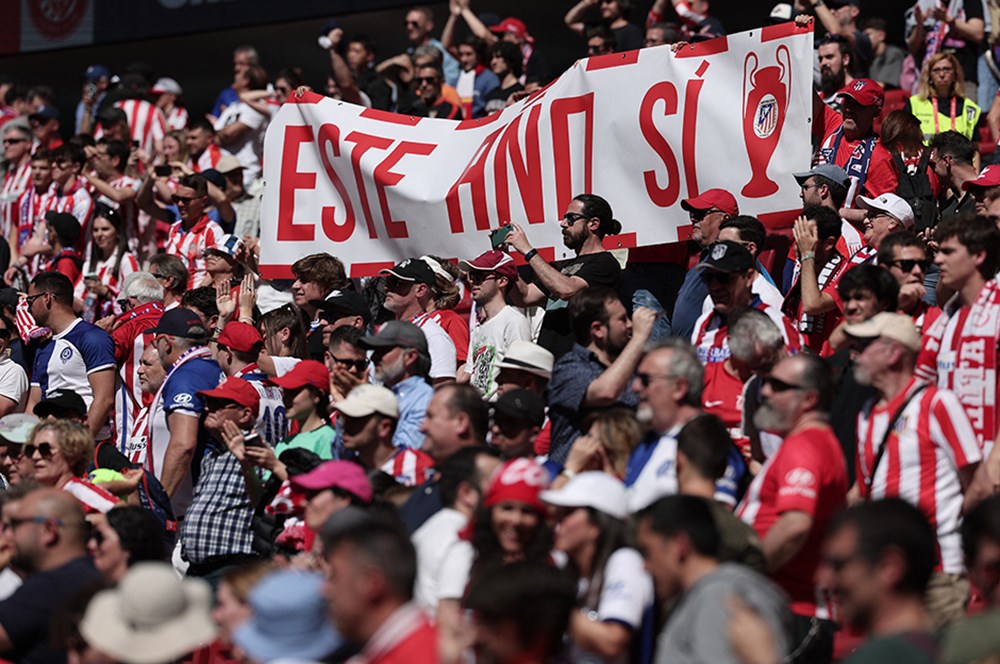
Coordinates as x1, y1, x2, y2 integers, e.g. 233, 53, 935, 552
608, 219, 622, 236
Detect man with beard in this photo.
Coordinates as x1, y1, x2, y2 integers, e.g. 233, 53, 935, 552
818, 34, 856, 103
0, 488, 99, 664
546, 287, 654, 465
504, 193, 624, 359
877, 232, 941, 333
624, 339, 704, 513
816, 499, 938, 662
359, 321, 433, 450
736, 353, 848, 664
846, 312, 982, 628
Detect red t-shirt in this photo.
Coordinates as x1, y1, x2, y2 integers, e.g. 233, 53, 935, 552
818, 105, 899, 201
702, 362, 751, 461
737, 425, 848, 617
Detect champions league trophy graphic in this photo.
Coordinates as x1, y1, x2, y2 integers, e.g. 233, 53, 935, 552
741, 45, 791, 198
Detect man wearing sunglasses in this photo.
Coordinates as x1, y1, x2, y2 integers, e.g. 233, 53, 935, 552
163, 173, 224, 289
853, 192, 915, 263
25, 272, 115, 444
671, 188, 738, 340
736, 354, 847, 663
1, 122, 32, 245
414, 65, 463, 120
846, 312, 983, 627
877, 232, 941, 333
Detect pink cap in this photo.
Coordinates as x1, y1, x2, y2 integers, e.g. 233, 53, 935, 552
290, 460, 373, 503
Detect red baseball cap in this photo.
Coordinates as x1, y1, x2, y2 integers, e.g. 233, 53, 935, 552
962, 164, 1000, 190
484, 458, 549, 513
267, 360, 330, 394
459, 250, 518, 281
198, 377, 261, 418
680, 189, 739, 216
836, 78, 884, 109
490, 17, 534, 43
290, 460, 373, 503
218, 321, 264, 354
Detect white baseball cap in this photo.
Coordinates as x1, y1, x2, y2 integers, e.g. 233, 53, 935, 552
334, 384, 398, 419
151, 77, 182, 96
540, 471, 629, 520
857, 193, 915, 229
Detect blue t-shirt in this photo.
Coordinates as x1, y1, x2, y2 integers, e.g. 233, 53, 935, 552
161, 356, 223, 477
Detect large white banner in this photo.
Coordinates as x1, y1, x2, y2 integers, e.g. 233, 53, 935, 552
260, 23, 814, 278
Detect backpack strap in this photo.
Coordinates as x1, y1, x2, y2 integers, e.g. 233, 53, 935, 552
864, 384, 929, 495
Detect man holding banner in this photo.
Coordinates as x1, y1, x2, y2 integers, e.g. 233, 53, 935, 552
505, 194, 623, 360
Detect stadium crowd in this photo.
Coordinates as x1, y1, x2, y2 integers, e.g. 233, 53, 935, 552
2, 0, 1000, 662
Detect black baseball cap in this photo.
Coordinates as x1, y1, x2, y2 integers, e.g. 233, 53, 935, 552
378, 259, 435, 286
493, 389, 545, 428
34, 389, 87, 419
149, 307, 208, 339
311, 290, 371, 324
696, 241, 754, 273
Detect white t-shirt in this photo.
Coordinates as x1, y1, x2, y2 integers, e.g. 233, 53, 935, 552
412, 507, 469, 613
436, 537, 474, 603
0, 355, 27, 413
214, 102, 267, 187
569, 547, 655, 664
465, 306, 531, 400
415, 317, 457, 380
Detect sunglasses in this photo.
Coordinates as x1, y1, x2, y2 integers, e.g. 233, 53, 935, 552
404, 19, 421, 27
328, 355, 368, 372
24, 442, 56, 459
761, 376, 805, 393
562, 212, 588, 225
689, 208, 720, 222
23, 293, 45, 305
888, 258, 931, 273
171, 195, 198, 204
466, 272, 498, 285
2, 138, 27, 145
205, 399, 242, 412
635, 372, 674, 388
415, 76, 439, 84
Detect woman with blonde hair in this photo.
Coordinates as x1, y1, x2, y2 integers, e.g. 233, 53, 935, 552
906, 52, 981, 141
27, 419, 121, 514
550, 408, 643, 490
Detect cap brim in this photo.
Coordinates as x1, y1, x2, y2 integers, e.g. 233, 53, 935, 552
492, 359, 551, 379
334, 400, 377, 418
539, 488, 585, 509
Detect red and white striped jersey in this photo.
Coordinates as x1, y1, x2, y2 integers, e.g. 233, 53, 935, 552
192, 144, 227, 173
856, 378, 981, 574
111, 302, 164, 454
76, 251, 141, 320
115, 99, 167, 155
98, 174, 141, 229
1, 161, 30, 240
63, 477, 120, 514
737, 425, 848, 618
692, 300, 803, 364
916, 280, 1000, 453
164, 215, 224, 288
381, 447, 436, 487
911, 301, 942, 336
44, 177, 95, 229
165, 106, 189, 131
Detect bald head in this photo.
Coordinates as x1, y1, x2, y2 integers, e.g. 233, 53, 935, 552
26, 488, 87, 545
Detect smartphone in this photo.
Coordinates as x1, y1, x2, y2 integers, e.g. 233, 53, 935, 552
84, 272, 98, 281
131, 140, 139, 148
154, 165, 172, 177
489, 224, 512, 249
243, 432, 264, 448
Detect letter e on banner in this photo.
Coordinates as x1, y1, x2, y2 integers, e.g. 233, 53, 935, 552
277, 125, 317, 242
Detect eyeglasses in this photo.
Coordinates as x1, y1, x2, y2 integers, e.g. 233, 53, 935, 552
205, 399, 241, 412
22, 293, 45, 306
151, 272, 170, 281
328, 355, 368, 372
636, 372, 674, 388
0, 446, 20, 459
2, 515, 62, 532
24, 442, 56, 459
888, 258, 931, 273
415, 76, 439, 85
761, 376, 805, 393
562, 212, 588, 225
467, 272, 498, 285
702, 271, 737, 285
